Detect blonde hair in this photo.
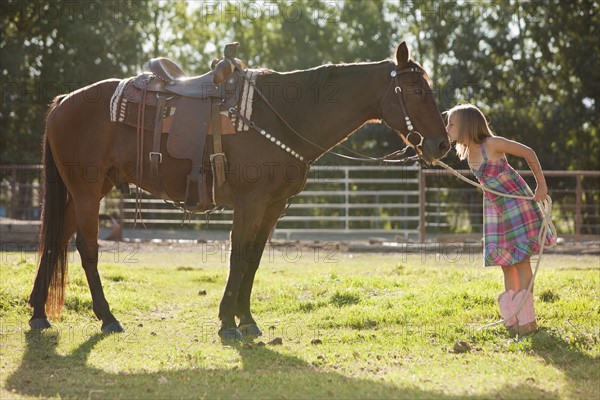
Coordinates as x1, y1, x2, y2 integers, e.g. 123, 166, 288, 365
445, 104, 495, 160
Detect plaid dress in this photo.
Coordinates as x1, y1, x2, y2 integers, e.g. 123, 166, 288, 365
470, 143, 556, 267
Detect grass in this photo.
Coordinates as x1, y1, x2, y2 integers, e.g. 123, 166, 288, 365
1, 243, 599, 399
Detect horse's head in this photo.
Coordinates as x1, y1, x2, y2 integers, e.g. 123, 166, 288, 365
380, 42, 450, 163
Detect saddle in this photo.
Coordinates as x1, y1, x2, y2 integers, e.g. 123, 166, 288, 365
141, 60, 225, 98
116, 43, 242, 211
149, 58, 187, 81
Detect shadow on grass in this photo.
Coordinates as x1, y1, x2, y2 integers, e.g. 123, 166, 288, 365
529, 327, 599, 399
6, 330, 561, 400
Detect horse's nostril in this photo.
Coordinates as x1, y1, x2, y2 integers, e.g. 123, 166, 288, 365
439, 139, 450, 153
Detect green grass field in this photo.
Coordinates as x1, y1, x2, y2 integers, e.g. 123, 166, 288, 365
1, 243, 598, 399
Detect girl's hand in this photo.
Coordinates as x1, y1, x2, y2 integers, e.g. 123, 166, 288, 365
534, 184, 548, 202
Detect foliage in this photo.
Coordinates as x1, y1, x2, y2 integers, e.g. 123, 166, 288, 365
1, 249, 599, 399
1, 0, 597, 231
2, 0, 597, 167
1, 0, 152, 163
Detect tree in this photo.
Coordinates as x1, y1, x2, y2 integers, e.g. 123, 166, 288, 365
1, 0, 151, 163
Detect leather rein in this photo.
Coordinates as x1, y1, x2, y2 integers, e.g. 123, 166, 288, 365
229, 60, 428, 165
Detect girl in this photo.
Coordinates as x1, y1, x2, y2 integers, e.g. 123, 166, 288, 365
445, 104, 556, 335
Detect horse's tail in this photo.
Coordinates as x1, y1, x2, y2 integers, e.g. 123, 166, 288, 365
35, 94, 69, 318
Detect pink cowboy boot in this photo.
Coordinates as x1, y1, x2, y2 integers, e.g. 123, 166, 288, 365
498, 290, 517, 333
513, 289, 538, 335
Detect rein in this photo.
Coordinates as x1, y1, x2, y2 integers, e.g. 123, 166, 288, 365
432, 159, 558, 330
231, 61, 426, 165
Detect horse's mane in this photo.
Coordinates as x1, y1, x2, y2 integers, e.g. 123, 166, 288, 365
406, 59, 433, 87
255, 58, 433, 87
263, 60, 386, 74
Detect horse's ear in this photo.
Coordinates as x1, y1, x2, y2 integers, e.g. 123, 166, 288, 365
210, 59, 220, 70
395, 42, 410, 69
213, 59, 234, 84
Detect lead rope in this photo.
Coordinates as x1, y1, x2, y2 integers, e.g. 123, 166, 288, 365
432, 159, 558, 329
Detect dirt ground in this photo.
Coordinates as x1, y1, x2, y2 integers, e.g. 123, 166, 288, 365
96, 236, 600, 256
2, 217, 598, 256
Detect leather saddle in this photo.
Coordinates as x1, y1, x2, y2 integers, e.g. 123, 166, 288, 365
142, 53, 247, 98
148, 58, 187, 81
139, 60, 221, 99
118, 43, 243, 211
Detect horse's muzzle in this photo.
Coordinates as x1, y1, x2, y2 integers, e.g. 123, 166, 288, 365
418, 136, 450, 164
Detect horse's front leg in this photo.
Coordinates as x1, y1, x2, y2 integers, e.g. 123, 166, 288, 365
235, 199, 288, 338
218, 200, 267, 340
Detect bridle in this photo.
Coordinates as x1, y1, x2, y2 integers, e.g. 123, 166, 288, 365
379, 66, 427, 162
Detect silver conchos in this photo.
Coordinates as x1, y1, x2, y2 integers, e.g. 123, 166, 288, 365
257, 125, 305, 161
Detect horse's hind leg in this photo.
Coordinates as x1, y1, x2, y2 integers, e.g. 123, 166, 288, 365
73, 191, 123, 333
29, 199, 76, 329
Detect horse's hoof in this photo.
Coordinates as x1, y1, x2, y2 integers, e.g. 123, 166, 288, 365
219, 327, 243, 341
29, 318, 52, 330
101, 321, 125, 334
239, 323, 262, 337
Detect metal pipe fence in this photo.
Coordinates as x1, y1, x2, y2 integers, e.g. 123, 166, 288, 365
1, 164, 598, 241
420, 169, 600, 242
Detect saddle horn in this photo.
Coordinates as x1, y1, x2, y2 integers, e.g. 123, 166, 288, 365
224, 42, 239, 59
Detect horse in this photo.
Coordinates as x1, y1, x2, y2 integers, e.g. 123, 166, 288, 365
28, 41, 450, 340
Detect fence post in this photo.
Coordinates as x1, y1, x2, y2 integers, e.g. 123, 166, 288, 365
119, 191, 125, 229
419, 167, 426, 242
575, 174, 582, 243
9, 167, 17, 219
344, 167, 349, 231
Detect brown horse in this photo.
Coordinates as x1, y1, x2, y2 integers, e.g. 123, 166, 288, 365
28, 42, 450, 339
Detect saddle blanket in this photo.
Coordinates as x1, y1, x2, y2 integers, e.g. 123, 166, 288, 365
109, 69, 262, 133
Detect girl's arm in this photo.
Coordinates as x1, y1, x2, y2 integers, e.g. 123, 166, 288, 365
488, 136, 548, 202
